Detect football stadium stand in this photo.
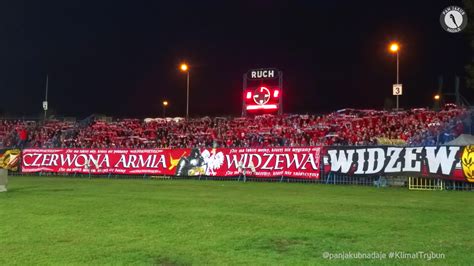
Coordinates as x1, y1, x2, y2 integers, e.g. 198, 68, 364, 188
0, 105, 470, 149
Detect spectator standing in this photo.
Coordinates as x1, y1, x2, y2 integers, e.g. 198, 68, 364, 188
17, 127, 28, 149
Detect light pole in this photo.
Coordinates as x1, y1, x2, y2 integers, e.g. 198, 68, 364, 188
43, 75, 49, 121
180, 63, 190, 119
162, 100, 168, 117
434, 94, 441, 112
389, 42, 400, 110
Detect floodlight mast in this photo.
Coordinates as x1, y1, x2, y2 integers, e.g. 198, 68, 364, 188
179, 63, 190, 119
44, 75, 49, 121
389, 42, 400, 110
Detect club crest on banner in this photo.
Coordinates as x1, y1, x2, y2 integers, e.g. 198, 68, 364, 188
0, 149, 21, 171
461, 145, 474, 182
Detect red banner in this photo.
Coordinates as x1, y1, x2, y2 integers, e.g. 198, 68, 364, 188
21, 147, 321, 179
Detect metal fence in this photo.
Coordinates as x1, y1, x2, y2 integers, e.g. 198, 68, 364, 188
408, 177, 445, 191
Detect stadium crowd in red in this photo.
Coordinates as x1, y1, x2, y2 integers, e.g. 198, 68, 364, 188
0, 106, 469, 149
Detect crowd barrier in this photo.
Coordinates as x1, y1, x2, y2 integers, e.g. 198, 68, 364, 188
408, 177, 445, 191
3, 146, 474, 190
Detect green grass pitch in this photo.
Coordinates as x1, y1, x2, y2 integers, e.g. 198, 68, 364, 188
0, 176, 473, 265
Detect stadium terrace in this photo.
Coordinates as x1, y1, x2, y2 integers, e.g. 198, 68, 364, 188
0, 106, 468, 149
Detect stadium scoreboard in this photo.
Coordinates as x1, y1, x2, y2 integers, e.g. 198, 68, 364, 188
242, 68, 283, 116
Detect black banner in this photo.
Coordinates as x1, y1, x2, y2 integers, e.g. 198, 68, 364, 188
323, 146, 472, 182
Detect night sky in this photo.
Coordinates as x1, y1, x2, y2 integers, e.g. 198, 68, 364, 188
0, 0, 470, 118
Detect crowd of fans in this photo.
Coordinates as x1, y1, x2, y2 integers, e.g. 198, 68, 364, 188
0, 105, 469, 149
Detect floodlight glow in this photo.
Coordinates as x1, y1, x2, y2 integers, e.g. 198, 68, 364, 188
389, 43, 399, 53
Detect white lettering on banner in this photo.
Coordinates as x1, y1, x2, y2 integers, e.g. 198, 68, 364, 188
114, 154, 166, 168
365, 148, 385, 174
118, 154, 131, 168
156, 155, 167, 168
21, 147, 466, 179
345, 148, 388, 174
138, 155, 153, 168
76, 154, 88, 167
24, 153, 110, 168
33, 153, 43, 166
328, 150, 354, 173
262, 153, 274, 170
89, 155, 110, 168
385, 147, 403, 173
22, 153, 34, 166
24, 153, 168, 169
223, 153, 319, 171
41, 154, 51, 166
128, 155, 138, 168
274, 154, 285, 170
326, 146, 461, 176
425, 146, 459, 175
248, 154, 262, 169
403, 147, 422, 172
302, 154, 318, 170
49, 154, 59, 166
354, 149, 366, 174
226, 154, 243, 169
61, 154, 76, 166
286, 153, 306, 169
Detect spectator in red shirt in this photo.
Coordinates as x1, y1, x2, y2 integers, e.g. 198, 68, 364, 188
17, 127, 28, 149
